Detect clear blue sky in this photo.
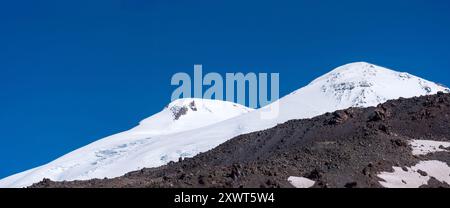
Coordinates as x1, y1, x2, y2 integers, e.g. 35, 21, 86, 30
1, 0, 450, 178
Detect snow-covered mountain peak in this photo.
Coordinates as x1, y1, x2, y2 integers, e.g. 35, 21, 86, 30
0, 98, 253, 188
304, 62, 449, 107
310, 62, 395, 85
163, 98, 252, 121
1, 62, 448, 188
134, 98, 253, 135
328, 61, 383, 73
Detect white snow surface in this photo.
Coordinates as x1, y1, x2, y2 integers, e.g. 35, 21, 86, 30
0, 99, 253, 188
1, 62, 449, 188
135, 98, 253, 135
378, 160, 450, 188
378, 140, 450, 188
410, 140, 450, 156
288, 176, 316, 188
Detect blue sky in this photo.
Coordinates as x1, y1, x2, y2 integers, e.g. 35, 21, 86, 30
1, 0, 450, 178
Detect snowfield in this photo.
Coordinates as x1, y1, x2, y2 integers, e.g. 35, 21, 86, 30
378, 139, 450, 188
1, 62, 448, 188
409, 139, 450, 156
0, 99, 253, 188
378, 160, 450, 188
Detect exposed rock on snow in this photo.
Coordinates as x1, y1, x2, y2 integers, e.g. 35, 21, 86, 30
29, 93, 450, 188
378, 160, 450, 188
2, 62, 449, 188
377, 139, 450, 188
409, 140, 450, 156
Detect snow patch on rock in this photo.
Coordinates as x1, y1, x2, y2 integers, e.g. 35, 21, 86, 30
288, 176, 315, 188
2, 62, 449, 188
378, 160, 450, 188
410, 140, 450, 156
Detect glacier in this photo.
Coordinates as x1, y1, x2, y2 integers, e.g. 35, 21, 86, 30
1, 62, 448, 188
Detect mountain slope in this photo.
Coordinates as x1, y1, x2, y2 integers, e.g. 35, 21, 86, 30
1, 62, 448, 188
31, 93, 450, 188
134, 98, 253, 135
0, 99, 253, 188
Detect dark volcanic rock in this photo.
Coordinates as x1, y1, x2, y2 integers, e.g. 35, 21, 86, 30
420, 177, 450, 188
327, 111, 350, 125
30, 94, 450, 188
417, 169, 428, 177
344, 182, 358, 188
